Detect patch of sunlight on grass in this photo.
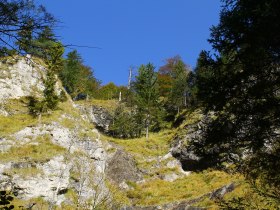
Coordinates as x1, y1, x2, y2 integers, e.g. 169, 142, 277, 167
0, 100, 79, 137
177, 109, 203, 129
106, 180, 131, 207
104, 130, 174, 158
127, 170, 244, 206
0, 114, 36, 137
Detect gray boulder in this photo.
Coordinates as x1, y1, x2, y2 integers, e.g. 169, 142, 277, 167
106, 148, 142, 185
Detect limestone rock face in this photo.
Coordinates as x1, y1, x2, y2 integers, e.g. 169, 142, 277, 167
0, 56, 66, 117
0, 120, 109, 205
75, 104, 113, 133
0, 56, 112, 207
0, 56, 45, 100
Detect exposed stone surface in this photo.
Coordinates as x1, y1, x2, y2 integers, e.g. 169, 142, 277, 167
161, 173, 179, 182
171, 113, 218, 171
106, 148, 142, 185
0, 156, 70, 204
75, 104, 113, 133
0, 117, 108, 206
0, 57, 45, 101
0, 57, 239, 209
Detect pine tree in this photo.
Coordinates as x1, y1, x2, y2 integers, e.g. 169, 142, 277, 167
192, 0, 280, 204
133, 63, 160, 139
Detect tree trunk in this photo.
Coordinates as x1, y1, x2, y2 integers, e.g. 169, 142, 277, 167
146, 114, 150, 140
119, 91, 122, 102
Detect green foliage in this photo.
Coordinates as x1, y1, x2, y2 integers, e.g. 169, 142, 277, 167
190, 0, 280, 205
158, 56, 191, 115
27, 43, 64, 115
0, 47, 17, 57
45, 42, 64, 73
109, 104, 142, 138
95, 82, 119, 100
28, 96, 47, 116
132, 63, 161, 139
32, 26, 58, 59
0, 0, 55, 55
0, 190, 15, 210
43, 42, 64, 110
59, 50, 100, 99
16, 19, 60, 59
16, 19, 34, 53
134, 63, 159, 109
170, 59, 189, 111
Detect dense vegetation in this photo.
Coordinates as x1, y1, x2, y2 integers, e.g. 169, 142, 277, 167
0, 0, 279, 209
189, 0, 280, 207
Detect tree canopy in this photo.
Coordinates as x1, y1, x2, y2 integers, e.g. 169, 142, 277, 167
192, 0, 280, 204
0, 0, 55, 55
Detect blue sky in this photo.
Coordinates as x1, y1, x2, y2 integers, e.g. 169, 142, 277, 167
38, 1, 221, 85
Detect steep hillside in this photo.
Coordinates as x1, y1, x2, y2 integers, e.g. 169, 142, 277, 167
0, 56, 251, 209
0, 56, 127, 209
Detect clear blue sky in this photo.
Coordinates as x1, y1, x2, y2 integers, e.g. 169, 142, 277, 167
38, 1, 221, 86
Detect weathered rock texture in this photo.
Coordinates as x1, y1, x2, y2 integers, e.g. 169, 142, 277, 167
171, 112, 218, 171
0, 56, 66, 118
0, 121, 108, 206
75, 104, 113, 133
0, 57, 110, 207
0, 56, 63, 101
106, 148, 142, 185
0, 56, 45, 100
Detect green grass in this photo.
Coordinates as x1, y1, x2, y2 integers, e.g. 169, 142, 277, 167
0, 114, 36, 137
104, 130, 174, 172
0, 99, 82, 137
127, 170, 243, 206
0, 134, 66, 163
104, 129, 246, 208
105, 130, 173, 158
3, 167, 43, 178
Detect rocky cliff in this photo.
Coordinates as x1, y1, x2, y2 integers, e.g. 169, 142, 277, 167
0, 56, 121, 209
0, 56, 243, 210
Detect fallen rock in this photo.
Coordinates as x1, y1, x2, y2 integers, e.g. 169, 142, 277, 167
106, 149, 142, 185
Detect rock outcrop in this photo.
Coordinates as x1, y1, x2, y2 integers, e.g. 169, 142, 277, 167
106, 147, 142, 187
0, 120, 108, 206
170, 112, 218, 171
0, 57, 110, 207
0, 56, 63, 101
75, 104, 113, 133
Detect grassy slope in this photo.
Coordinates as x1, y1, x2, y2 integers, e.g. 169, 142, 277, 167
0, 95, 252, 209
0, 100, 85, 208
103, 127, 245, 208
